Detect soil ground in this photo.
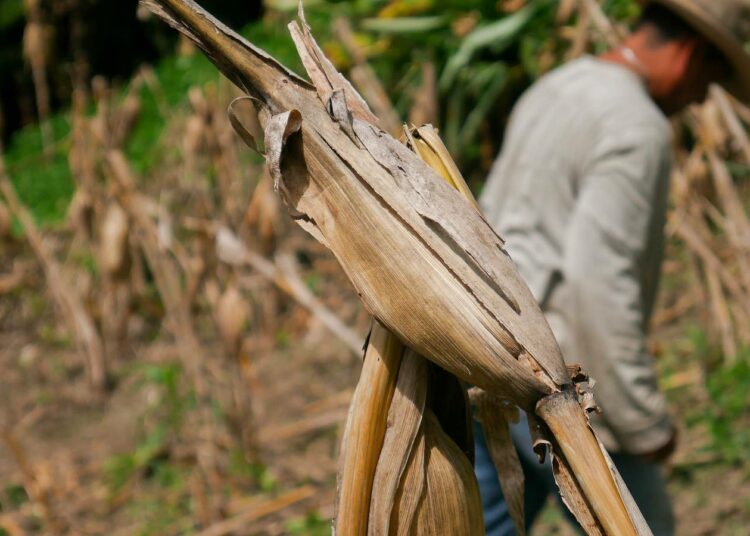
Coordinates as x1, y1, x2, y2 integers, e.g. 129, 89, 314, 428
1, 249, 749, 535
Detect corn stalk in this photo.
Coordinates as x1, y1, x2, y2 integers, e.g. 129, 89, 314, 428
140, 0, 653, 534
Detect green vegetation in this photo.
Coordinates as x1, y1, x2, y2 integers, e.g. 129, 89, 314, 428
3, 14, 303, 224
5, 0, 647, 223
104, 362, 186, 493
661, 325, 750, 470
286, 511, 331, 535
705, 356, 750, 466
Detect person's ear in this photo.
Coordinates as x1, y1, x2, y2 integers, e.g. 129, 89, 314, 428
671, 37, 699, 80
657, 37, 698, 96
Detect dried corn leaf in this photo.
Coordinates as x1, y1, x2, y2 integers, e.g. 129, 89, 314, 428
368, 350, 428, 535
99, 202, 130, 277
470, 388, 525, 536
335, 322, 404, 536
215, 283, 250, 354
390, 421, 427, 535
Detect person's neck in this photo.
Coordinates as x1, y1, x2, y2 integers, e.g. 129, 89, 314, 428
599, 46, 649, 83
600, 46, 681, 115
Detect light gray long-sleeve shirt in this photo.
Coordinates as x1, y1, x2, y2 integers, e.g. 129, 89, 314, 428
480, 57, 674, 454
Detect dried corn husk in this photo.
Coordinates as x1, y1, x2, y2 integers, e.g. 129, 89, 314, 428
142, 2, 651, 534
338, 124, 483, 536
365, 351, 486, 536
412, 409, 485, 535
405, 126, 525, 535
367, 349, 428, 535
142, 0, 567, 409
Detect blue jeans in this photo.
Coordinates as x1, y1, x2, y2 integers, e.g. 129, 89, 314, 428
473, 416, 675, 536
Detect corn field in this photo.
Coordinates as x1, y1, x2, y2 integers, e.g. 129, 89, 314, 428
0, 1, 749, 535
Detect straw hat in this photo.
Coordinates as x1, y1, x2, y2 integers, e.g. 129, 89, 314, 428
639, 0, 750, 101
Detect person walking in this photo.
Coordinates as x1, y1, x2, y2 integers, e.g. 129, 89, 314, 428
475, 1, 750, 535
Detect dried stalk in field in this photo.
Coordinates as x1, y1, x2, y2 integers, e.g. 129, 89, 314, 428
106, 150, 227, 518
1, 428, 67, 534
23, 0, 53, 156
0, 158, 107, 394
215, 225, 363, 355
141, 1, 652, 534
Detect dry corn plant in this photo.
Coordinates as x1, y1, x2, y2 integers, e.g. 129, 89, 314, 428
661, 91, 750, 363
0, 159, 107, 395
3, 66, 264, 532
141, 1, 655, 534
1, 6, 378, 530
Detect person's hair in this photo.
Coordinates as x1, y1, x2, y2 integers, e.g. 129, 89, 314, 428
636, 3, 731, 78
636, 4, 699, 45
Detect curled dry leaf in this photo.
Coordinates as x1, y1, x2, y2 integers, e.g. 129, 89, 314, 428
100, 202, 130, 277
215, 283, 250, 355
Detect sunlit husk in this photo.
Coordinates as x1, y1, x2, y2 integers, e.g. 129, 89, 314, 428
335, 322, 404, 536
402, 124, 477, 209
141, 0, 567, 413
142, 3, 652, 535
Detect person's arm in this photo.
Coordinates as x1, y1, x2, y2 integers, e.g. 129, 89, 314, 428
561, 127, 675, 457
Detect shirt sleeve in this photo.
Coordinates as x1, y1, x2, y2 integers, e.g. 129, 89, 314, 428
560, 127, 673, 454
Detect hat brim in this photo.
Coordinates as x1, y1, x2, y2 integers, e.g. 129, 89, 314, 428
639, 0, 750, 102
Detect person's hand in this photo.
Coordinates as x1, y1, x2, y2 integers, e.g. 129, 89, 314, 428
641, 427, 678, 463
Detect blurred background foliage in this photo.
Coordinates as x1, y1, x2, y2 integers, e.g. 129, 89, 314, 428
1, 0, 644, 223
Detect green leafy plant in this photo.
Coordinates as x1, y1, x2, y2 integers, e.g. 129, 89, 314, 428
705, 355, 750, 466
286, 511, 331, 535
104, 362, 186, 492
